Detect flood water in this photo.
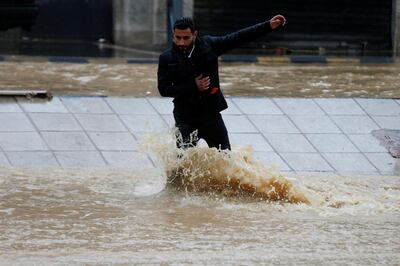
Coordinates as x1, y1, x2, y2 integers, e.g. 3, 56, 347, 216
0, 168, 399, 265
0, 61, 400, 98
0, 60, 399, 264
0, 134, 399, 265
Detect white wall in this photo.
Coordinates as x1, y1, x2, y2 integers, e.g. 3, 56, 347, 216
113, 0, 194, 50
113, 0, 167, 50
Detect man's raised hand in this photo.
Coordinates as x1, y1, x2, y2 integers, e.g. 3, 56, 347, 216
270, 15, 286, 29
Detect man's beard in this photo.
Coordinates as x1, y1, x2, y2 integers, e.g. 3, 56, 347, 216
178, 43, 193, 53
178, 46, 188, 52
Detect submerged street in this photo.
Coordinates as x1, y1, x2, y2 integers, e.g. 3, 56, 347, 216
0, 60, 399, 98
0, 56, 399, 266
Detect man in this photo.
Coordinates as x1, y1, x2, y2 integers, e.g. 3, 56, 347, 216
158, 15, 286, 150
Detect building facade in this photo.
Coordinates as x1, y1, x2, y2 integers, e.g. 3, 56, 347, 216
114, 0, 400, 56
0, 0, 399, 57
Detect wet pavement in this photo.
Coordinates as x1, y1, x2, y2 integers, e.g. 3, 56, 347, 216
0, 96, 398, 176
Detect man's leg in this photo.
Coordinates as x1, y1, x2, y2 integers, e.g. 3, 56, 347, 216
199, 114, 231, 150
175, 123, 199, 149
174, 113, 199, 149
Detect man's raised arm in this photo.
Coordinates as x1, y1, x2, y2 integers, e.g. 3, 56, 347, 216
206, 15, 286, 56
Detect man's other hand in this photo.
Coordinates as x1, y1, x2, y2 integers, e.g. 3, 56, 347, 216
270, 15, 286, 29
195, 74, 210, 92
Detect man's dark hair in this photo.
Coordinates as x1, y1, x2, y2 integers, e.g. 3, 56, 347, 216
173, 17, 196, 32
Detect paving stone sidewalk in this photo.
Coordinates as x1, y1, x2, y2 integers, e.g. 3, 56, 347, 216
0, 96, 399, 176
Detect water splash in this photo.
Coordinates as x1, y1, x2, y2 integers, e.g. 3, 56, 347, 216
139, 130, 400, 213
0, 133, 399, 265
139, 130, 316, 204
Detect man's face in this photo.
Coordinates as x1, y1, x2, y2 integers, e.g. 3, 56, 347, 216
173, 28, 197, 52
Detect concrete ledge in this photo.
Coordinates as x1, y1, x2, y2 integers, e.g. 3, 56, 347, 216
360, 56, 395, 64
0, 90, 52, 99
290, 55, 327, 64
48, 57, 89, 64
221, 55, 258, 63
88, 58, 131, 64
127, 58, 158, 64
257, 56, 291, 64
325, 57, 360, 64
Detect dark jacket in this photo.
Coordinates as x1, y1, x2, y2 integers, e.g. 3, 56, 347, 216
157, 21, 273, 118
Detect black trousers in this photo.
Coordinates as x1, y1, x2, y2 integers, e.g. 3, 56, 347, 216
174, 112, 231, 150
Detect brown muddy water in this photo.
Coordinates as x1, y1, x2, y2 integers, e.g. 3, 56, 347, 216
0, 61, 399, 264
0, 61, 400, 97
0, 133, 399, 265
